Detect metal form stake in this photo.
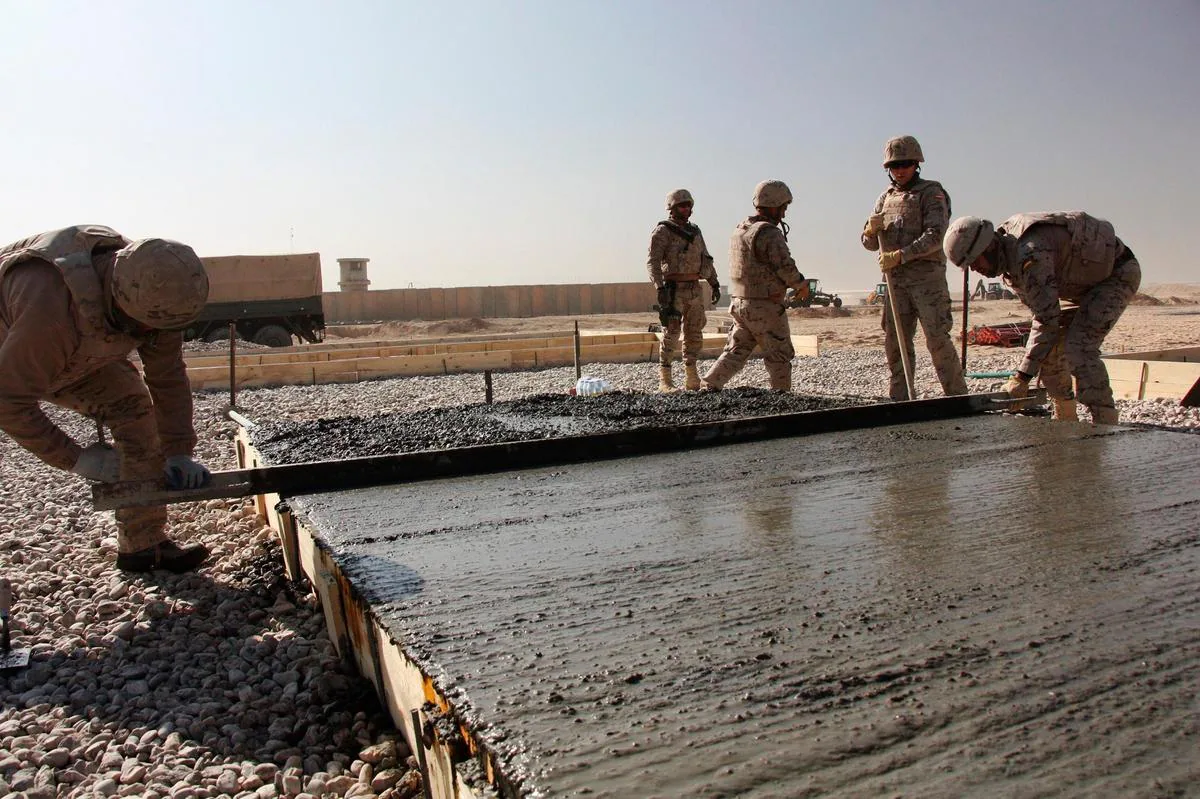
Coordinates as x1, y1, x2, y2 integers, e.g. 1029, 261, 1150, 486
961, 268, 970, 370
573, 321, 582, 380
484, 370, 493, 405
0, 579, 30, 671
95, 419, 106, 446
880, 232, 915, 400
228, 322, 238, 409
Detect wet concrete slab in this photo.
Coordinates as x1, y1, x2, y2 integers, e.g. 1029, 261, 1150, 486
286, 415, 1200, 797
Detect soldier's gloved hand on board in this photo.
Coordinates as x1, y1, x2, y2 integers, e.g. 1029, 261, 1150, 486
71, 444, 121, 483
709, 282, 721, 305
879, 250, 903, 271
164, 455, 212, 489
864, 213, 885, 236
1003, 373, 1031, 398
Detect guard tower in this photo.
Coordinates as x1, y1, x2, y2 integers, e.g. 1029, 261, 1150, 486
337, 258, 371, 292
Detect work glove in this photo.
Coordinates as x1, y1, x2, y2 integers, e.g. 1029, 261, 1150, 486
879, 250, 903, 271
709, 282, 721, 305
794, 281, 811, 303
72, 444, 121, 483
165, 455, 212, 490
656, 286, 671, 308
864, 213, 885, 236
1002, 374, 1030, 399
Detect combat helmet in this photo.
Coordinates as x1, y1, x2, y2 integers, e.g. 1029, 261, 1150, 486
883, 135, 924, 166
665, 188, 694, 210
752, 180, 793, 209
112, 238, 210, 329
943, 216, 996, 269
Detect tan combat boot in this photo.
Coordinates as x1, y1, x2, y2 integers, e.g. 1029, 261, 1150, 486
658, 365, 675, 392
1090, 406, 1119, 425
684, 364, 701, 391
1052, 398, 1078, 421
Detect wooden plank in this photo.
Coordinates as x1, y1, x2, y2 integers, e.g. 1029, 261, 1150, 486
1104, 358, 1200, 403
1103, 346, 1200, 363
584, 342, 656, 363
792, 334, 821, 358
444, 351, 512, 373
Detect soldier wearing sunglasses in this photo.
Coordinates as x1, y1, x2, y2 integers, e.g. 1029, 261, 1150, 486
861, 135, 967, 401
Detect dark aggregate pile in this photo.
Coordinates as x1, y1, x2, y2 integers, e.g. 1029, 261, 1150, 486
250, 388, 872, 465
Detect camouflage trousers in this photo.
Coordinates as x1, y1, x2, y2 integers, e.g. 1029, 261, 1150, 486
51, 360, 168, 552
882, 262, 967, 400
703, 297, 794, 390
659, 282, 710, 366
1038, 256, 1141, 413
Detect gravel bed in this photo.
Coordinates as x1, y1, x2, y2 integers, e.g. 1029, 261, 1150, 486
2, 346, 1196, 798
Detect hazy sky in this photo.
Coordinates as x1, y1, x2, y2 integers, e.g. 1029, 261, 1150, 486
1, 0, 1195, 293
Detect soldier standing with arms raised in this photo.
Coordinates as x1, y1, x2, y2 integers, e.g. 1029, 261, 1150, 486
702, 180, 809, 392
861, 136, 968, 400
647, 189, 721, 391
944, 212, 1140, 424
0, 225, 213, 573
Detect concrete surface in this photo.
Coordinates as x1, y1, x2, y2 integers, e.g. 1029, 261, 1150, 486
288, 415, 1200, 797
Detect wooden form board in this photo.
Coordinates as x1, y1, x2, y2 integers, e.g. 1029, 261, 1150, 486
187, 331, 821, 390
1103, 357, 1200, 406
235, 433, 482, 799
1103, 347, 1200, 363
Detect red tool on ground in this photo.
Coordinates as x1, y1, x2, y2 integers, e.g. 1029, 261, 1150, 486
967, 322, 1032, 348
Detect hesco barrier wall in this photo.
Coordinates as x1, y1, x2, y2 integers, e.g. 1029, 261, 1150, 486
322, 282, 657, 323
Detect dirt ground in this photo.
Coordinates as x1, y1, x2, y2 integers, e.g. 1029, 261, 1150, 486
326, 283, 1200, 354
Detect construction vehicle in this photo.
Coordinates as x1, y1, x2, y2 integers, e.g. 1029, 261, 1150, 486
786, 278, 843, 309
972, 279, 1017, 301
867, 282, 888, 305
184, 253, 326, 347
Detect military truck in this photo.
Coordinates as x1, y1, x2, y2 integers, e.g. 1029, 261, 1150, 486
184, 253, 326, 347
786, 278, 843, 309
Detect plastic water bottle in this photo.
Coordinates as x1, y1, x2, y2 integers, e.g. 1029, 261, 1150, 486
575, 376, 610, 396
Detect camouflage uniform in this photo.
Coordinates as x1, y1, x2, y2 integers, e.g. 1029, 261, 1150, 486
647, 220, 718, 367
862, 178, 968, 400
704, 217, 806, 390
0, 226, 198, 553
994, 212, 1141, 417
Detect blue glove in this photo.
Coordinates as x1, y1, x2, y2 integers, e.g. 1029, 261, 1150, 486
72, 444, 120, 483
164, 455, 212, 489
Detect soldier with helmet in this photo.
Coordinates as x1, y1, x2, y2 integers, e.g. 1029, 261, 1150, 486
944, 212, 1140, 424
702, 180, 810, 391
647, 189, 721, 391
861, 135, 968, 400
0, 225, 213, 572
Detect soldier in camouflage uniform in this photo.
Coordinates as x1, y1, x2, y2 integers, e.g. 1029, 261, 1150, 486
861, 136, 968, 400
0, 226, 214, 572
944, 212, 1141, 424
703, 180, 810, 392
647, 189, 721, 391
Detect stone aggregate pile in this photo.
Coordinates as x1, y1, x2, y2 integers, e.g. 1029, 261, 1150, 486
1, 346, 1196, 799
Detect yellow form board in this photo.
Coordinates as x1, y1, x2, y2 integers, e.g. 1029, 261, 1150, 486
1102, 347, 1200, 406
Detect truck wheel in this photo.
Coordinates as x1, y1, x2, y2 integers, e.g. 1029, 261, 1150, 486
833, 297, 843, 308
203, 328, 230, 343
253, 325, 293, 348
